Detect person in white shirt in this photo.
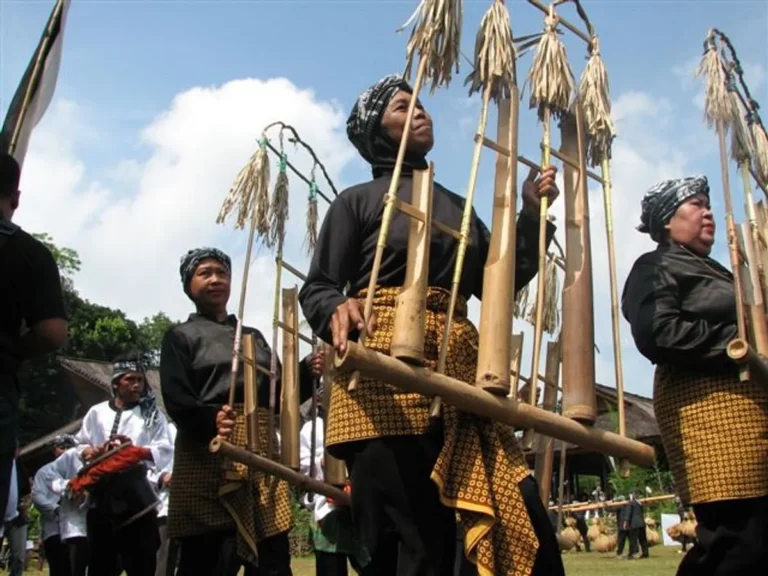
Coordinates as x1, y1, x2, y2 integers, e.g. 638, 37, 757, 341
31, 435, 78, 576
150, 420, 177, 576
74, 353, 173, 576
299, 390, 368, 575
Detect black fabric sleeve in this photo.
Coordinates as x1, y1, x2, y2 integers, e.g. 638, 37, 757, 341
159, 329, 218, 442
22, 236, 67, 326
622, 261, 738, 367
299, 195, 360, 343
472, 210, 556, 299
298, 358, 314, 404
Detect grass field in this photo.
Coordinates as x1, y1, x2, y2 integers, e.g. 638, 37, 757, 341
2, 545, 685, 575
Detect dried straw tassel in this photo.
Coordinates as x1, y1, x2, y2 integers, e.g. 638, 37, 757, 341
696, 35, 733, 128
305, 180, 319, 256
217, 139, 270, 231
268, 153, 290, 248
526, 11, 575, 121
750, 116, 768, 183
526, 257, 560, 335
401, 0, 463, 93
578, 37, 616, 167
465, 0, 516, 101
514, 283, 530, 319
729, 93, 753, 164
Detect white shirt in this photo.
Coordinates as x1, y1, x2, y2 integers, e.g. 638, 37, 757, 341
147, 421, 176, 518
299, 417, 335, 523
31, 461, 61, 541
75, 400, 173, 473
48, 448, 87, 541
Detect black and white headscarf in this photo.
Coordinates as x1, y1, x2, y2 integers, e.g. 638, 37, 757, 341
638, 175, 710, 242
179, 247, 231, 293
51, 434, 77, 450
347, 74, 429, 177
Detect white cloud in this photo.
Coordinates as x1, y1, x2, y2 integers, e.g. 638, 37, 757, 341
17, 78, 356, 344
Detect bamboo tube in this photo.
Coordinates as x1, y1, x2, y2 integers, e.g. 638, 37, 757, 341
210, 438, 350, 506
280, 287, 300, 470
727, 338, 768, 390
391, 164, 434, 364
242, 333, 260, 453
308, 336, 319, 493
534, 339, 561, 506
335, 341, 656, 466
555, 442, 567, 529
559, 102, 597, 424
348, 57, 429, 392
322, 343, 348, 486
267, 243, 285, 459
738, 222, 768, 355
476, 95, 521, 395
509, 332, 525, 398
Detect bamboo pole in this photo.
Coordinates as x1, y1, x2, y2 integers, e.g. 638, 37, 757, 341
560, 102, 597, 424
322, 343, 348, 486
553, 494, 676, 513
534, 339, 561, 506
335, 341, 656, 466
476, 94, 521, 398
267, 241, 285, 459
391, 164, 434, 364
555, 442, 567, 529
509, 333, 525, 398
242, 333, 260, 453
210, 438, 350, 506
280, 287, 300, 470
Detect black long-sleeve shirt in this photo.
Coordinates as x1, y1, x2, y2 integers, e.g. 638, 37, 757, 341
621, 243, 738, 372
159, 313, 314, 442
299, 172, 556, 343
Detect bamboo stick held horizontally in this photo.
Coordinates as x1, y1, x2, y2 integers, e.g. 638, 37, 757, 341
280, 287, 301, 470
391, 164, 434, 364
559, 102, 597, 424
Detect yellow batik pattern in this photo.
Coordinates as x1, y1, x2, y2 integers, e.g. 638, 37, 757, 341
327, 287, 539, 576
654, 365, 768, 505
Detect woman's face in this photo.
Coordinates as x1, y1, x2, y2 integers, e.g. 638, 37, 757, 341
189, 257, 231, 311
665, 193, 715, 255
380, 90, 434, 156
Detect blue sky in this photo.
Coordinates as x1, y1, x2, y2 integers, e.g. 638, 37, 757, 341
2, 0, 767, 399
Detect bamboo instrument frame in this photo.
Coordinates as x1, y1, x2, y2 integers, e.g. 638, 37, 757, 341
391, 164, 434, 364
242, 333, 260, 453
280, 287, 301, 470
334, 341, 656, 466
559, 102, 597, 424
210, 438, 350, 506
534, 339, 561, 505
476, 95, 521, 396
322, 343, 348, 486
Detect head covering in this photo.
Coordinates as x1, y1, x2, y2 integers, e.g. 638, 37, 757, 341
51, 434, 77, 450
637, 175, 710, 242
111, 356, 159, 429
347, 74, 427, 176
179, 247, 231, 294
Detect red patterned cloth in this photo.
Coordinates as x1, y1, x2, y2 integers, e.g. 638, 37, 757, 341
70, 445, 151, 493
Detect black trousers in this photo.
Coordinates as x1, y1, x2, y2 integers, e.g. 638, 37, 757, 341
575, 516, 590, 552
66, 536, 89, 576
43, 535, 69, 576
87, 508, 159, 576
616, 530, 630, 556
677, 496, 768, 576
315, 551, 349, 576
344, 433, 565, 576
176, 529, 292, 576
629, 526, 649, 557
156, 518, 179, 576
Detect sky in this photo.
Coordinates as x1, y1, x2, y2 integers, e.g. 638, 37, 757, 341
1, 0, 767, 399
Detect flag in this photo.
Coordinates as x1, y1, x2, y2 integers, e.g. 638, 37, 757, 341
0, 0, 71, 170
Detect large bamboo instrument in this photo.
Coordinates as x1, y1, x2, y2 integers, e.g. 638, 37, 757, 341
697, 29, 768, 386
242, 333, 260, 453
559, 103, 597, 424
280, 287, 301, 470
391, 164, 434, 364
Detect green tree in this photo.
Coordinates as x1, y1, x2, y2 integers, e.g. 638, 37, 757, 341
137, 312, 178, 366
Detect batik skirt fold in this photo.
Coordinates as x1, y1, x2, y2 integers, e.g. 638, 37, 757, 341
326, 286, 539, 576
168, 407, 292, 568
654, 365, 768, 505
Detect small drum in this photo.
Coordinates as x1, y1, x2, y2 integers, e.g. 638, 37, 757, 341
76, 442, 159, 529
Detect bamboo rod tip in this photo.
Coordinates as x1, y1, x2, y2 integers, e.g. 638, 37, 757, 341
727, 338, 749, 362
334, 345, 351, 370
209, 437, 223, 453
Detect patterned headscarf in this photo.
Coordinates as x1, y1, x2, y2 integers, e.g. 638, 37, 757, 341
347, 74, 414, 167
179, 247, 231, 293
51, 434, 77, 450
638, 175, 710, 242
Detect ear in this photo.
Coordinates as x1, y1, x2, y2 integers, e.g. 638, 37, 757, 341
10, 189, 20, 210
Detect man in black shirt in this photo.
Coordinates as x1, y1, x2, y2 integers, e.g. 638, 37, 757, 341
0, 153, 68, 518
